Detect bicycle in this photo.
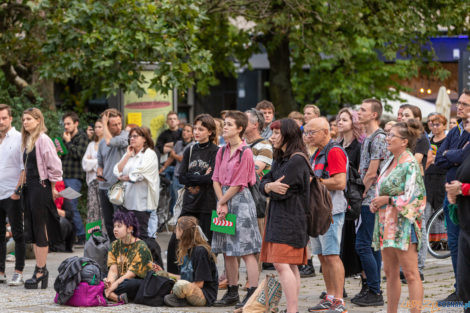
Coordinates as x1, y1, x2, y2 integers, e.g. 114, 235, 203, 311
426, 206, 451, 259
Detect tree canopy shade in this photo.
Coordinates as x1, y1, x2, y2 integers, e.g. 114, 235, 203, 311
0, 0, 218, 108
0, 0, 469, 115
204, 0, 470, 116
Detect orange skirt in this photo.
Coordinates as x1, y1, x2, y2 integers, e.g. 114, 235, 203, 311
260, 241, 308, 265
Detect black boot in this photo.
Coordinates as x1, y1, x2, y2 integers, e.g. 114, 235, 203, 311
351, 277, 368, 303
235, 286, 257, 308
213, 285, 239, 307
25, 266, 49, 289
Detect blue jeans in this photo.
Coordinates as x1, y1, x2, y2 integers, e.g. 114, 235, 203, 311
64, 178, 85, 237
443, 196, 460, 291
355, 205, 382, 294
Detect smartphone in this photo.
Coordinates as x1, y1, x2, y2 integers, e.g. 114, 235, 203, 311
97, 175, 107, 182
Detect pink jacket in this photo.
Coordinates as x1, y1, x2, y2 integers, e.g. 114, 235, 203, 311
34, 133, 63, 182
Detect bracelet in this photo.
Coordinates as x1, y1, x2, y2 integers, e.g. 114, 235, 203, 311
388, 197, 392, 205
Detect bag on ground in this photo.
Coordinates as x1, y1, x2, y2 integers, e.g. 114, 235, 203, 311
134, 271, 175, 306
84, 232, 111, 274
235, 274, 282, 313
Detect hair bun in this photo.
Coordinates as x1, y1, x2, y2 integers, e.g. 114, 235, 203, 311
405, 119, 422, 138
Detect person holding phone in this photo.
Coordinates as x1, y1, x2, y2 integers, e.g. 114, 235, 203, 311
97, 109, 128, 241
113, 127, 159, 239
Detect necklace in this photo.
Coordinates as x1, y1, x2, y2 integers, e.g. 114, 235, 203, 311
118, 237, 136, 275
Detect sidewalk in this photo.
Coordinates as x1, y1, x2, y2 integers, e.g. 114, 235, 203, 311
0, 231, 461, 312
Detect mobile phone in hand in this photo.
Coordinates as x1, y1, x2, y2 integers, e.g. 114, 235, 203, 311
97, 175, 107, 182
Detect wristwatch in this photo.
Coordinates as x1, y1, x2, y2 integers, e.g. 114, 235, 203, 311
388, 197, 392, 205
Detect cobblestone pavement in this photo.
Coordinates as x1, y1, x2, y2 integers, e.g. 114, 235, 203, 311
0, 232, 463, 313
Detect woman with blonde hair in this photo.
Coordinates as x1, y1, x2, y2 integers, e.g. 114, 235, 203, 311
164, 216, 218, 307
21, 108, 63, 289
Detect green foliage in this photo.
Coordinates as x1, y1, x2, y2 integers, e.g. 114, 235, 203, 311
37, 0, 215, 97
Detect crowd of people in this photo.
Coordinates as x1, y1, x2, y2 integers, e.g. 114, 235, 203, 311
0, 89, 469, 313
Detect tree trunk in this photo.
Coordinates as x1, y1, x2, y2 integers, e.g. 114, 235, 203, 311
32, 71, 56, 111
265, 33, 297, 117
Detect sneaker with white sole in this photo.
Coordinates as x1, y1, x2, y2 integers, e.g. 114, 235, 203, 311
325, 299, 348, 313
8, 273, 24, 286
308, 298, 333, 312
0, 274, 6, 283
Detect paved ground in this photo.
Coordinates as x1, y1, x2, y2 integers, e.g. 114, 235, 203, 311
0, 232, 463, 312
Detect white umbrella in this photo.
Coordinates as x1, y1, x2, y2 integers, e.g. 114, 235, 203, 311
435, 86, 452, 130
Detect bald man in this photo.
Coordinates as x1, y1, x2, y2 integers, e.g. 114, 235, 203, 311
305, 118, 349, 313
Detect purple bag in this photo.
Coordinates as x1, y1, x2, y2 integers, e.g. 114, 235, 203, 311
54, 282, 108, 307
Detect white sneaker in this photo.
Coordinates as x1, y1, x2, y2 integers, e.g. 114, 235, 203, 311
7, 273, 23, 286
0, 274, 6, 283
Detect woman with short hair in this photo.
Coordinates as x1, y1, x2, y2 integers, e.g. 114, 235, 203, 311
21, 108, 63, 289
104, 211, 153, 303
113, 127, 159, 239
211, 111, 261, 307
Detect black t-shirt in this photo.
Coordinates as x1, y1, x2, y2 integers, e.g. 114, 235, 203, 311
155, 129, 182, 165
414, 132, 430, 171
179, 246, 218, 305
178, 142, 219, 214
456, 155, 470, 233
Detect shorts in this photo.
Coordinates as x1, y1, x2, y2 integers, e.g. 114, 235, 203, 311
410, 225, 418, 244
311, 212, 345, 256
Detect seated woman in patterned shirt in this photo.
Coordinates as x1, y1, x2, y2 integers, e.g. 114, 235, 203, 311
104, 211, 153, 303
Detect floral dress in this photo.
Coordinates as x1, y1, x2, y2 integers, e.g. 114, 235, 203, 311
372, 149, 426, 252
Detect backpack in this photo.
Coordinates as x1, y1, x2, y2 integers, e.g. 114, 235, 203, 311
220, 145, 267, 218
291, 152, 333, 237
134, 271, 175, 306
323, 142, 364, 221
84, 232, 111, 275
54, 256, 103, 305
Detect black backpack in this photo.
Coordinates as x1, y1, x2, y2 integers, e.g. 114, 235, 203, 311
134, 271, 174, 306
323, 142, 364, 221
220, 144, 267, 218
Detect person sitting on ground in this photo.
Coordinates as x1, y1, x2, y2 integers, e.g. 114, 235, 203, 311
164, 216, 218, 307
104, 211, 153, 304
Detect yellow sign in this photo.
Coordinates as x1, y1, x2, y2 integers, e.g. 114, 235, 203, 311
123, 71, 173, 139
127, 112, 142, 127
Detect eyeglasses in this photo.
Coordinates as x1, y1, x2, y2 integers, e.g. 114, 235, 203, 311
303, 129, 324, 136
129, 135, 141, 139
386, 133, 405, 139
430, 123, 442, 128
457, 101, 470, 107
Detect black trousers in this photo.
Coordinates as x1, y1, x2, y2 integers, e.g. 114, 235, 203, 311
99, 189, 119, 242
115, 278, 143, 301
118, 207, 150, 240
0, 197, 25, 272
457, 229, 470, 309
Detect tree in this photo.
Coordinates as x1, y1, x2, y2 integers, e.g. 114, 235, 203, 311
0, 0, 218, 109
205, 0, 470, 116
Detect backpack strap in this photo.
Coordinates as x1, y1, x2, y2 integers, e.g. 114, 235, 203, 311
367, 128, 386, 155
249, 138, 265, 149
221, 145, 250, 163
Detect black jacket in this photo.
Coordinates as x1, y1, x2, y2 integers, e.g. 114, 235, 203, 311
178, 141, 219, 214
260, 154, 310, 248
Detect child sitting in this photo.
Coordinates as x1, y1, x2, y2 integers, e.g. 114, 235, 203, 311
164, 216, 218, 307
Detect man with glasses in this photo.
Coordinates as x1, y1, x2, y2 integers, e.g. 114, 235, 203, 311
435, 89, 470, 302
353, 99, 388, 307
97, 109, 129, 240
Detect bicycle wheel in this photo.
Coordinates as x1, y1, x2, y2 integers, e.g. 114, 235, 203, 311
426, 207, 451, 259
